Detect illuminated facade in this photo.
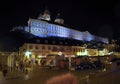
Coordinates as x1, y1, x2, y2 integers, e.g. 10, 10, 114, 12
20, 43, 86, 58
13, 8, 108, 44
11, 8, 110, 62
25, 18, 108, 43
18, 43, 86, 64
18, 43, 109, 66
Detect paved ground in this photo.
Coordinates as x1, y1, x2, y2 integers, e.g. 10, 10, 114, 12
0, 66, 120, 84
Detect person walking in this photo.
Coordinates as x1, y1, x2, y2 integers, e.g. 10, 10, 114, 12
2, 64, 8, 78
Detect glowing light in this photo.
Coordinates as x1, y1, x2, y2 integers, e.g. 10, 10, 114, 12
25, 51, 31, 58
65, 55, 75, 57
107, 51, 114, 55
76, 50, 88, 56
38, 55, 46, 58
58, 51, 62, 56
77, 52, 80, 56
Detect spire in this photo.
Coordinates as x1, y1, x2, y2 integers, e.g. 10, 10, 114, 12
44, 5, 50, 14
38, 5, 51, 21
45, 5, 48, 11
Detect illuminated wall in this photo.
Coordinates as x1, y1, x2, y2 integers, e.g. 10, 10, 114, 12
25, 18, 108, 43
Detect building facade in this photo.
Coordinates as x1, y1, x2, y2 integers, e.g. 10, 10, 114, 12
18, 43, 109, 65
10, 8, 111, 66
12, 8, 108, 44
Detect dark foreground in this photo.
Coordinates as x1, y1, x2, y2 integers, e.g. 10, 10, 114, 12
0, 67, 120, 84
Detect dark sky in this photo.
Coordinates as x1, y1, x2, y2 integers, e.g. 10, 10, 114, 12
0, 0, 119, 40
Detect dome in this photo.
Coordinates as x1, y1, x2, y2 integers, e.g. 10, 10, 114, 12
54, 13, 64, 24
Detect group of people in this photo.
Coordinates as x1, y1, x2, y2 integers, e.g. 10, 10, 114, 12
15, 60, 34, 74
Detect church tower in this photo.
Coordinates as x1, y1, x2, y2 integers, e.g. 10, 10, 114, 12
54, 13, 64, 24
38, 6, 51, 21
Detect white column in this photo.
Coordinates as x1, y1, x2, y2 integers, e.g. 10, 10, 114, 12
69, 55, 71, 70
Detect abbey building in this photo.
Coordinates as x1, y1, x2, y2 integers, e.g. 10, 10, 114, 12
12, 8, 108, 44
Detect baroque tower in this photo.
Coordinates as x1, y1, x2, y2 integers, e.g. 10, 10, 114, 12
38, 6, 51, 21
54, 13, 64, 24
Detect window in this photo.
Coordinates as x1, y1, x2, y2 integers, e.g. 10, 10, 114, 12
48, 46, 51, 50
52, 41, 55, 44
65, 42, 68, 45
59, 47, 64, 52
36, 39, 40, 43
35, 45, 39, 50
29, 45, 33, 49
45, 40, 48, 43
42, 46, 45, 50
60, 42, 63, 45
73, 48, 75, 52
52, 47, 57, 51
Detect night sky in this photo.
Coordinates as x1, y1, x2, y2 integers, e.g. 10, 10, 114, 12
0, 0, 119, 40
